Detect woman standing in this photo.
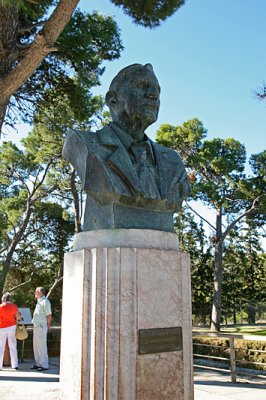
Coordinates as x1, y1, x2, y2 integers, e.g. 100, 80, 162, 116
0, 292, 21, 370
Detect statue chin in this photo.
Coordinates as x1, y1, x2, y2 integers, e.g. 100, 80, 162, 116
133, 109, 159, 129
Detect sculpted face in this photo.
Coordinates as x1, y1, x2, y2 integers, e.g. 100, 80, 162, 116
106, 64, 161, 138
119, 69, 160, 125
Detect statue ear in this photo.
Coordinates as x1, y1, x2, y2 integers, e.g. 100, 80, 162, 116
105, 90, 117, 109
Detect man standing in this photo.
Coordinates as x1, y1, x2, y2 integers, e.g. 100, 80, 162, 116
31, 287, 52, 371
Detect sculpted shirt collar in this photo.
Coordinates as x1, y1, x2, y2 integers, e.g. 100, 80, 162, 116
109, 122, 133, 149
109, 122, 156, 165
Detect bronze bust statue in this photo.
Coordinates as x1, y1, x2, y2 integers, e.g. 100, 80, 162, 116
62, 63, 190, 232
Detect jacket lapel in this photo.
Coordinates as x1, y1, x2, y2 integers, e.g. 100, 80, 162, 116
151, 141, 178, 198
98, 126, 144, 195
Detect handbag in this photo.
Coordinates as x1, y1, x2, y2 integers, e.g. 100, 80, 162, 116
16, 324, 28, 340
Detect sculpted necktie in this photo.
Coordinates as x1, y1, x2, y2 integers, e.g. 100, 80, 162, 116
130, 142, 161, 199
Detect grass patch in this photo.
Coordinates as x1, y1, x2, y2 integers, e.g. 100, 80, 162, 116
234, 327, 266, 336
193, 324, 266, 336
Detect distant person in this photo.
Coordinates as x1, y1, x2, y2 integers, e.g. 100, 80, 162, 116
31, 287, 52, 371
0, 292, 21, 370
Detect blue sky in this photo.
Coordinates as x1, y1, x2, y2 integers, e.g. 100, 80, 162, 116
79, 0, 266, 158
78, 0, 266, 246
3, 1, 265, 244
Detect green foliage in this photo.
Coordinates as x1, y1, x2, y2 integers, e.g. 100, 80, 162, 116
0, 141, 38, 234
199, 138, 246, 175
175, 207, 213, 324
99, 110, 112, 127
221, 220, 266, 324
58, 11, 123, 74
1, 0, 187, 132
250, 150, 266, 177
33, 84, 104, 133
22, 106, 86, 214
156, 118, 264, 216
0, 0, 53, 9
0, 129, 75, 298
156, 119, 207, 162
111, 0, 185, 27
157, 118, 266, 330
6, 7, 123, 128
194, 336, 266, 371
3, 201, 74, 320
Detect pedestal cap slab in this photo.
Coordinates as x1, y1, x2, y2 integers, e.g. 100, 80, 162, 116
73, 229, 179, 251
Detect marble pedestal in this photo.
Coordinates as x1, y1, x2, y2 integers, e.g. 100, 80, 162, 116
60, 229, 194, 400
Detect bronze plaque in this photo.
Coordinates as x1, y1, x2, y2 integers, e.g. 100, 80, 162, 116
139, 327, 183, 355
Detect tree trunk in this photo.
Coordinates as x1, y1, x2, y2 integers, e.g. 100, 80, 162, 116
233, 307, 237, 325
0, 4, 19, 76
0, 258, 13, 300
210, 210, 223, 332
70, 169, 82, 233
0, 103, 7, 132
0, 201, 33, 298
0, 0, 80, 135
0, 3, 19, 133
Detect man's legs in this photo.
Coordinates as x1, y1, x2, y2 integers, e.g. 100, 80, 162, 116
0, 328, 8, 368
7, 325, 18, 368
33, 325, 41, 367
33, 324, 49, 368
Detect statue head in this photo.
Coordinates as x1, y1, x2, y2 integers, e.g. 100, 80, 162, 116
105, 63, 161, 139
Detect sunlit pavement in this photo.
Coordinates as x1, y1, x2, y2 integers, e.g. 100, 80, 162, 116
1, 358, 266, 400
0, 357, 60, 400
194, 367, 266, 400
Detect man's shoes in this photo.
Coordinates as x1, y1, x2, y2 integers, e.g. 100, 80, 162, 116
37, 367, 48, 371
30, 365, 39, 370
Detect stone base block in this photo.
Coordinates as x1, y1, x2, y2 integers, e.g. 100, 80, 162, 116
60, 230, 193, 400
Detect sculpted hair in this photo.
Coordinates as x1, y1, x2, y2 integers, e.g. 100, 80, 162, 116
108, 63, 155, 93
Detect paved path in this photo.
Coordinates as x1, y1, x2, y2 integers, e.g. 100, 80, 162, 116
0, 359, 266, 399
194, 368, 266, 400
0, 358, 60, 400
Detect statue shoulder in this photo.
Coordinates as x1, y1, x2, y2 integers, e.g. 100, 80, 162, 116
151, 140, 185, 165
62, 127, 108, 160
62, 128, 102, 186
65, 128, 97, 148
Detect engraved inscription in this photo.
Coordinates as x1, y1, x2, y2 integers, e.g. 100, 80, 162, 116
139, 327, 183, 355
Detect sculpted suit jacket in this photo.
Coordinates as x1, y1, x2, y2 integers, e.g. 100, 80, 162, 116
62, 123, 190, 231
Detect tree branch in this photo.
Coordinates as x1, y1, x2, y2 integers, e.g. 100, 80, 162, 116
6, 200, 33, 262
16, 43, 32, 50
0, 0, 80, 103
256, 82, 266, 101
9, 271, 34, 293
18, 21, 45, 34
47, 276, 63, 299
0, 245, 9, 255
221, 196, 262, 242
31, 161, 53, 198
12, 171, 30, 193
70, 167, 81, 233
185, 201, 216, 231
